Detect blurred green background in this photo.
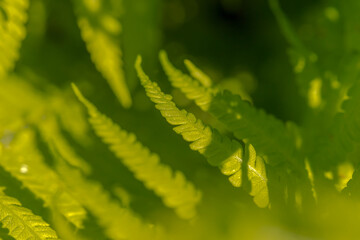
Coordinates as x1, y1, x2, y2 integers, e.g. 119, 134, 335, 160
16, 0, 316, 222
19, 0, 324, 120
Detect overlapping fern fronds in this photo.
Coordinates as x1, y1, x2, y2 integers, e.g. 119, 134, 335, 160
72, 84, 202, 219
159, 51, 214, 111
158, 52, 299, 168
136, 56, 269, 207
155, 51, 320, 207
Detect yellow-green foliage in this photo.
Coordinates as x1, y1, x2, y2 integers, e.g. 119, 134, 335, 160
0, 0, 29, 77
72, 84, 202, 219
136, 56, 269, 208
73, 0, 132, 108
2, 0, 360, 239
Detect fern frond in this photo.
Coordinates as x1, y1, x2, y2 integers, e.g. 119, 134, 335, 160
73, 0, 131, 108
55, 160, 162, 240
72, 83, 202, 219
0, 130, 87, 229
207, 91, 317, 205
0, 0, 29, 77
159, 51, 214, 111
136, 56, 269, 207
0, 188, 59, 239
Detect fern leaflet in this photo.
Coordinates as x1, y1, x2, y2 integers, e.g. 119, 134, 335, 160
136, 56, 269, 207
159, 51, 214, 111
72, 83, 202, 219
0, 185, 59, 239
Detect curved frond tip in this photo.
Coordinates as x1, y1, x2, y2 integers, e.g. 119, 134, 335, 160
158, 51, 214, 111
183, 58, 212, 88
